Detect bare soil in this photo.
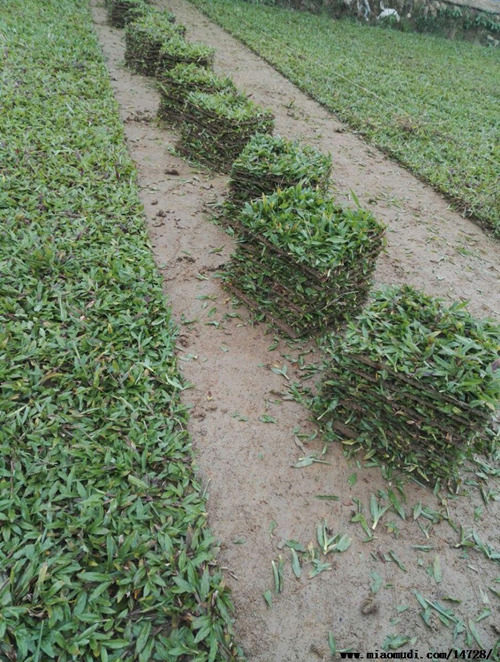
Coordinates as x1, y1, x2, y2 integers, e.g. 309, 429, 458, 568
91, 1, 500, 658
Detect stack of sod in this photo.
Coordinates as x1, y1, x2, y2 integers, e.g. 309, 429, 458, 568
179, 90, 275, 171
314, 286, 500, 484
157, 37, 215, 75
226, 133, 332, 212
124, 10, 186, 76
157, 63, 236, 125
222, 184, 385, 337
106, 0, 150, 28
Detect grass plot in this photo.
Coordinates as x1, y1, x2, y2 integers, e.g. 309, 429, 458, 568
0, 1, 241, 660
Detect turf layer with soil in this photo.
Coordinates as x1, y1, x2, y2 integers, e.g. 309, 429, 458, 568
0, 1, 242, 660
187, 0, 500, 237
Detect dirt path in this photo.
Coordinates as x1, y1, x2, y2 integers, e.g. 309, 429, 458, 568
91, 1, 500, 658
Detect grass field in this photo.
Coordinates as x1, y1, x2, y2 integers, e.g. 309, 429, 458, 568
0, 0, 241, 659
188, 0, 500, 236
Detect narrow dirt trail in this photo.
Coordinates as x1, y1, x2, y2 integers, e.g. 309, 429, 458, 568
91, 1, 500, 658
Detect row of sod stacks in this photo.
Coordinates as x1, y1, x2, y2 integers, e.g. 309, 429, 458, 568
158, 64, 236, 126
222, 184, 385, 337
314, 286, 500, 485
120, 4, 273, 173
226, 133, 333, 212
106, 0, 150, 28
110, 1, 499, 489
178, 91, 275, 172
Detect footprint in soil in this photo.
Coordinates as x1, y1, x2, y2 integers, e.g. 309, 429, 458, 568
360, 596, 378, 616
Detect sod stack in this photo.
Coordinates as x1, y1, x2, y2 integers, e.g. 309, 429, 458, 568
106, 0, 150, 28
157, 37, 215, 76
314, 286, 500, 484
179, 90, 275, 172
124, 10, 186, 76
222, 184, 385, 337
158, 64, 236, 126
226, 133, 332, 212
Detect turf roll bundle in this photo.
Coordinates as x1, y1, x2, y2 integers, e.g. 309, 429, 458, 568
227, 133, 332, 211
106, 0, 150, 28
222, 184, 385, 337
314, 286, 500, 484
157, 64, 236, 125
157, 37, 215, 76
179, 91, 275, 172
124, 10, 186, 76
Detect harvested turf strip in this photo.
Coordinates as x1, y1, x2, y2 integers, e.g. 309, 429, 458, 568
314, 286, 500, 485
158, 63, 236, 125
226, 133, 332, 212
157, 37, 215, 75
125, 10, 186, 76
106, 0, 151, 28
222, 184, 385, 337
0, 0, 243, 659
179, 90, 275, 172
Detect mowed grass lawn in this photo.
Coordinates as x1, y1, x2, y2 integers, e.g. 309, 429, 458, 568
0, 0, 241, 660
189, 0, 500, 236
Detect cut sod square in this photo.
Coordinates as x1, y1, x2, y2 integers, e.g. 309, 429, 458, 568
124, 10, 186, 76
222, 183, 385, 336
314, 286, 500, 484
157, 64, 236, 125
179, 90, 275, 172
156, 38, 215, 76
106, 0, 151, 28
227, 132, 332, 213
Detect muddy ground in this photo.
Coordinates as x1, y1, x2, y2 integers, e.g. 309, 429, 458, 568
91, 1, 500, 658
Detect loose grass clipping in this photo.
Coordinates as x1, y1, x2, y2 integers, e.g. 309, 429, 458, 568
222, 183, 385, 337
314, 286, 500, 485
